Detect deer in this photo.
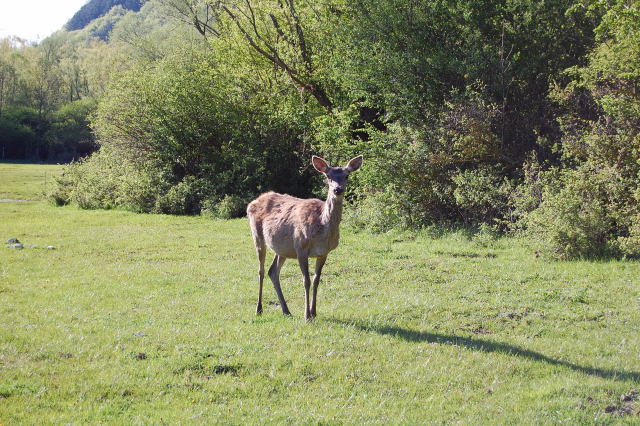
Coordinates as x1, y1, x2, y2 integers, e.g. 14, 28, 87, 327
246, 155, 363, 321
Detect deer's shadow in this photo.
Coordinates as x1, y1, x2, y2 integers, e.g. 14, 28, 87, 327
326, 318, 640, 383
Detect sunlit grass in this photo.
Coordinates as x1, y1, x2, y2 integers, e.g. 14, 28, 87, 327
1, 163, 639, 423
0, 163, 64, 200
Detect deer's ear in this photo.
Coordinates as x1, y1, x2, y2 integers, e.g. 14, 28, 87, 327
312, 156, 330, 174
345, 155, 363, 172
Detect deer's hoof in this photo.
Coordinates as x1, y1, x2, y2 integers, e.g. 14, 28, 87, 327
256, 304, 263, 315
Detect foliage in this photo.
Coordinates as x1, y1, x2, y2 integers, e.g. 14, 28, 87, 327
341, 89, 506, 230
50, 147, 169, 212
82, 41, 314, 212
520, 166, 621, 259
201, 194, 248, 219
344, 187, 412, 233
518, 0, 640, 258
154, 176, 207, 215
452, 167, 514, 226
0, 0, 636, 258
618, 213, 640, 257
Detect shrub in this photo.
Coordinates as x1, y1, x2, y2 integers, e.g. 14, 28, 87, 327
518, 166, 633, 259
509, 153, 548, 228
344, 187, 413, 233
452, 167, 514, 226
47, 165, 77, 207
525, 0, 640, 259
48, 147, 168, 212
154, 176, 206, 215
618, 215, 640, 257
337, 89, 505, 231
201, 194, 247, 219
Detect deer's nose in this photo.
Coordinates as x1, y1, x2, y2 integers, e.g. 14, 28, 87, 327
334, 187, 345, 195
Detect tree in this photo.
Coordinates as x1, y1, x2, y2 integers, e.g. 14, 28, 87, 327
218, 0, 335, 111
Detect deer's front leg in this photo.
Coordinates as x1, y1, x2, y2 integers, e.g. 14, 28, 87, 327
310, 255, 327, 319
297, 252, 312, 322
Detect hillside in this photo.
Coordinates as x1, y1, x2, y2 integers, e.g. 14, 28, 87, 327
65, 0, 143, 31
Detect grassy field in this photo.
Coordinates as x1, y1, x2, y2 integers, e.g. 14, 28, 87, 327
0, 162, 63, 201
1, 163, 639, 423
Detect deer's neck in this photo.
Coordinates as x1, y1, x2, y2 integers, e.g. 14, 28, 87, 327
321, 192, 343, 231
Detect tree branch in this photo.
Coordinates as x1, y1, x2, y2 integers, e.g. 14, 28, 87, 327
221, 1, 332, 111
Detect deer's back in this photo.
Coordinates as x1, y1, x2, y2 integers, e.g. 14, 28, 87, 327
247, 192, 326, 258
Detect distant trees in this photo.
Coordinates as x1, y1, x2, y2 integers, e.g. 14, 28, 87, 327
0, 39, 20, 118
0, 34, 101, 161
66, 0, 143, 32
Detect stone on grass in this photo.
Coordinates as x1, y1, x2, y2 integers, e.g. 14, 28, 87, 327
11, 243, 24, 249
7, 238, 20, 244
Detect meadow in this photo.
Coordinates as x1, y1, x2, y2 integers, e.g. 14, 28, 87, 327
1, 163, 639, 423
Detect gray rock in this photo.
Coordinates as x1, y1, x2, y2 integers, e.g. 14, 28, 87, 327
7, 238, 20, 244
133, 331, 145, 337
11, 243, 24, 249
45, 246, 56, 250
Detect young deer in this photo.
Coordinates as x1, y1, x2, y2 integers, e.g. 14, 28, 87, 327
247, 155, 363, 321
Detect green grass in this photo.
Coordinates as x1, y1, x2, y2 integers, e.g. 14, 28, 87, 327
0, 163, 64, 200
1, 163, 639, 423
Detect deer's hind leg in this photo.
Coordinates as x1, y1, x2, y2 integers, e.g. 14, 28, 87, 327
268, 254, 290, 315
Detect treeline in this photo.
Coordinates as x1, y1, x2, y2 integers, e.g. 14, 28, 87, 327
0, 32, 105, 162
6, 0, 640, 258
0, 0, 144, 162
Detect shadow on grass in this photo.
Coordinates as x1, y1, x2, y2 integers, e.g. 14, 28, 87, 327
327, 318, 640, 382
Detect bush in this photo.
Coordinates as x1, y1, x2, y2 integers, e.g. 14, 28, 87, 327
452, 167, 514, 226
49, 147, 168, 212
518, 166, 635, 259
509, 153, 547, 228
47, 168, 75, 207
618, 215, 640, 257
51, 146, 252, 217
523, 1, 640, 259
154, 176, 206, 215
392, 89, 501, 224
336, 89, 506, 231
201, 194, 247, 219
344, 187, 413, 233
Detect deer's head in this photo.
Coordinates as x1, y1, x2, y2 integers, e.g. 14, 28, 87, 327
312, 155, 363, 196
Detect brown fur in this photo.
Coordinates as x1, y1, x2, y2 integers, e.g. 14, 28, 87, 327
247, 191, 338, 259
